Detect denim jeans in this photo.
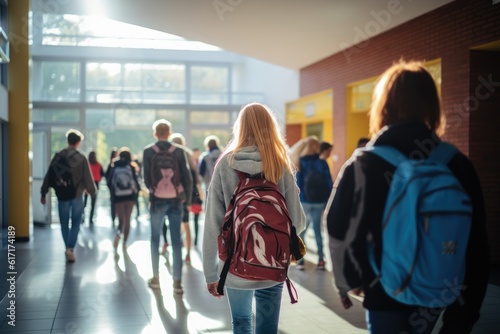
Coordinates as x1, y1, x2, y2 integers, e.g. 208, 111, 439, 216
150, 200, 183, 280
300, 202, 326, 262
58, 195, 84, 249
226, 283, 283, 334
366, 308, 441, 334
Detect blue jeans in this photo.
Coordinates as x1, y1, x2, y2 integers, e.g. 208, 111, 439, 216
58, 195, 84, 249
366, 308, 441, 334
226, 283, 283, 334
300, 202, 326, 262
150, 200, 183, 280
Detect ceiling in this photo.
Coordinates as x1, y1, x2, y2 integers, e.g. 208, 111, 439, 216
43, 0, 455, 70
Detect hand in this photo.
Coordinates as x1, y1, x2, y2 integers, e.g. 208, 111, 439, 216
207, 282, 222, 299
340, 294, 353, 309
41, 195, 46, 205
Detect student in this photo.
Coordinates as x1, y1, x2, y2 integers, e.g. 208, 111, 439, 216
40, 129, 97, 263
199, 135, 221, 191
203, 103, 306, 334
295, 136, 333, 270
105, 148, 118, 226
84, 150, 104, 225
325, 61, 490, 334
108, 147, 141, 251
190, 147, 203, 246
169, 132, 202, 264
143, 119, 193, 293
319, 141, 333, 160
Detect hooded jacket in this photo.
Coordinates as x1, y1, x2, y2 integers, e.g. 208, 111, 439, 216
202, 146, 306, 290
325, 121, 489, 332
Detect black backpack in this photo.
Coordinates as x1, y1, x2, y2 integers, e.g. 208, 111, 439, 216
303, 160, 330, 203
48, 151, 77, 201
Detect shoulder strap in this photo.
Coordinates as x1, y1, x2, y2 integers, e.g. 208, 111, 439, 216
428, 142, 458, 165
361, 146, 408, 167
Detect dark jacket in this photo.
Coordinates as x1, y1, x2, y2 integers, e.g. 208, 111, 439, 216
143, 140, 193, 205
106, 159, 141, 203
41, 147, 97, 199
296, 154, 333, 203
326, 122, 490, 332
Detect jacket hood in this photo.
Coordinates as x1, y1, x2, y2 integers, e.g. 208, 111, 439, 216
229, 146, 263, 176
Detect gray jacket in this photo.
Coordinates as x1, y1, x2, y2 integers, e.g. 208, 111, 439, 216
202, 146, 306, 289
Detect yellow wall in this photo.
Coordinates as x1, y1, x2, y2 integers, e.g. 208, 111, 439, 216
8, 1, 30, 238
286, 89, 333, 143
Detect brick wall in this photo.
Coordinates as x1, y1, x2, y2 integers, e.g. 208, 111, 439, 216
300, 0, 500, 263
469, 50, 500, 264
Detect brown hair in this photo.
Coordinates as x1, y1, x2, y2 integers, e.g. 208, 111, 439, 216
223, 103, 294, 184
369, 60, 444, 136
152, 119, 171, 139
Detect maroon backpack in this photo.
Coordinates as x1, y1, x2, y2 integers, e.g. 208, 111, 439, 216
217, 170, 300, 303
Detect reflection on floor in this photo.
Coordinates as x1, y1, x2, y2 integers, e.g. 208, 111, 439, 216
0, 205, 499, 333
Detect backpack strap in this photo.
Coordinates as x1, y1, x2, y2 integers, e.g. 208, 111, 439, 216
361, 146, 408, 168
427, 142, 458, 165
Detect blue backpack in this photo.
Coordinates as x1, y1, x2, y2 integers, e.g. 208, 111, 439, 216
364, 142, 472, 307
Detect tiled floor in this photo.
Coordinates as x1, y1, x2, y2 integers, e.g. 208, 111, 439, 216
1, 204, 499, 333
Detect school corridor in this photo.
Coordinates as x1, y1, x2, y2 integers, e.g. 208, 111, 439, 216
1, 206, 499, 334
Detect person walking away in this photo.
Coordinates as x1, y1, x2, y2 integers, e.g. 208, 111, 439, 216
203, 103, 306, 334
190, 147, 203, 246
169, 132, 202, 264
40, 129, 97, 263
143, 119, 193, 293
199, 135, 221, 192
108, 147, 141, 251
296, 136, 333, 270
325, 61, 490, 334
84, 150, 104, 225
105, 148, 118, 226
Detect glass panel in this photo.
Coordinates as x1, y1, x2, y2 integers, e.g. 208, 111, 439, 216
41, 14, 221, 51
191, 66, 229, 104
36, 62, 81, 102
190, 111, 230, 124
156, 109, 186, 133
190, 128, 232, 152
32, 109, 80, 123
86, 109, 114, 130
86, 63, 122, 102
115, 109, 156, 127
350, 81, 375, 113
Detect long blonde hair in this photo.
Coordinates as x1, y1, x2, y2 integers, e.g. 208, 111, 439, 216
223, 103, 294, 184
369, 60, 445, 136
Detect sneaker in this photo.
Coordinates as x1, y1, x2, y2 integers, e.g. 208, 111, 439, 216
317, 260, 326, 270
148, 276, 160, 289
161, 242, 168, 255
173, 280, 183, 294
113, 234, 120, 250
185, 255, 191, 264
296, 259, 305, 270
66, 249, 76, 263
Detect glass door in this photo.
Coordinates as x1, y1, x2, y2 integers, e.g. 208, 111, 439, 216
31, 125, 51, 224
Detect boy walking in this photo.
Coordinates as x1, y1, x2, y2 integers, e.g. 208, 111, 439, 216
40, 129, 96, 263
143, 119, 192, 293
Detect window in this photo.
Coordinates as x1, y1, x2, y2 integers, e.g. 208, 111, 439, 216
190, 66, 229, 104
31, 109, 80, 123
190, 111, 230, 124
33, 62, 81, 102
